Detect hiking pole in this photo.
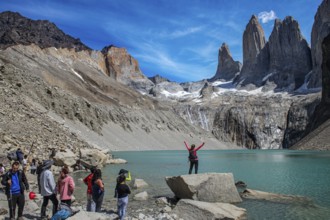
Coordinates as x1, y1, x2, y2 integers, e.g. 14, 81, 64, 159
27, 141, 36, 157
9, 189, 14, 218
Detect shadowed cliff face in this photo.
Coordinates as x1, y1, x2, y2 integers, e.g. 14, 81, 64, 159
322, 34, 330, 104
0, 11, 90, 51
291, 33, 330, 150
236, 16, 312, 91
309, 0, 330, 89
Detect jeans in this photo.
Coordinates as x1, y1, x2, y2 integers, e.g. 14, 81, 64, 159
7, 192, 25, 218
117, 196, 128, 220
41, 193, 59, 217
93, 193, 104, 212
189, 160, 199, 174
86, 194, 95, 212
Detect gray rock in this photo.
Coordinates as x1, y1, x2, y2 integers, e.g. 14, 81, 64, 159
210, 43, 242, 81
133, 179, 149, 189
149, 74, 170, 84
53, 149, 77, 167
80, 148, 110, 167
172, 199, 246, 220
134, 191, 149, 201
237, 15, 266, 87
241, 189, 312, 204
165, 173, 242, 203
267, 16, 312, 91
309, 0, 330, 89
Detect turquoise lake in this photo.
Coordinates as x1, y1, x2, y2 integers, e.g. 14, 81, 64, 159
75, 150, 330, 219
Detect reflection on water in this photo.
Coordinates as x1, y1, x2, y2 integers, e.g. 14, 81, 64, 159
73, 150, 330, 220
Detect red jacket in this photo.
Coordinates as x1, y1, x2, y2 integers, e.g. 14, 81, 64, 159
184, 141, 205, 160
83, 173, 94, 195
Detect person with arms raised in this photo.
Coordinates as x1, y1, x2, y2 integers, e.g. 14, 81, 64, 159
184, 140, 205, 174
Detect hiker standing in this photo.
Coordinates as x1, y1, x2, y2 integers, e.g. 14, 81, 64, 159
1, 161, 29, 220
57, 167, 75, 206
115, 174, 131, 220
40, 160, 59, 219
22, 155, 28, 173
36, 161, 43, 193
91, 169, 104, 212
0, 163, 5, 176
83, 167, 96, 212
15, 148, 24, 165
30, 159, 37, 175
184, 141, 205, 174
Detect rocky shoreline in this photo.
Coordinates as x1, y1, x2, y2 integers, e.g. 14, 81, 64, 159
0, 167, 321, 220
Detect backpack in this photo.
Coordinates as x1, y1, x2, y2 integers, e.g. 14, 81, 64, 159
188, 150, 197, 161
7, 151, 17, 161
50, 209, 71, 220
50, 203, 72, 220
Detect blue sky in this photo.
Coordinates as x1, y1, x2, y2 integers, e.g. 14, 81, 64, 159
0, 0, 323, 82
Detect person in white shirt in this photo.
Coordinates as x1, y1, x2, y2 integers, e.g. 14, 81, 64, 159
40, 160, 58, 219
22, 155, 28, 173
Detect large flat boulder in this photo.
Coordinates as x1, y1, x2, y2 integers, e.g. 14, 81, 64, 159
241, 189, 312, 204
80, 148, 110, 167
53, 149, 77, 167
165, 173, 242, 203
172, 199, 246, 220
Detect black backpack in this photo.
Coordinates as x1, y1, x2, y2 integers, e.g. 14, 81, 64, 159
188, 150, 197, 161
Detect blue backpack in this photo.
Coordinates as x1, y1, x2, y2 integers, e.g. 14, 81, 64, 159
51, 203, 72, 220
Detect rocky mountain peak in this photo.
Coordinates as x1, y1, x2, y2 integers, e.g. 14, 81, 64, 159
309, 0, 330, 89
101, 45, 154, 92
0, 11, 90, 51
101, 45, 145, 80
242, 15, 266, 71
268, 15, 312, 90
149, 74, 170, 84
210, 43, 241, 81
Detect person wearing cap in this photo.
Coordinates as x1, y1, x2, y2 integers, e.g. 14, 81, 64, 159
57, 167, 75, 206
83, 167, 96, 212
114, 169, 131, 198
115, 174, 131, 220
40, 160, 58, 219
1, 161, 29, 220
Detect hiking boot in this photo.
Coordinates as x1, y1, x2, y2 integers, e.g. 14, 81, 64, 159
17, 217, 24, 220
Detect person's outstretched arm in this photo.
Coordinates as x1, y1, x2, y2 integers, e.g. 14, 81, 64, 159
195, 142, 205, 151
184, 141, 190, 150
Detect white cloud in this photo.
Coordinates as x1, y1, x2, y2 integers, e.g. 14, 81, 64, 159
258, 10, 277, 23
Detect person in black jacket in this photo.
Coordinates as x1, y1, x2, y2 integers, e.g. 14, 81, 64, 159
115, 175, 131, 220
1, 161, 29, 220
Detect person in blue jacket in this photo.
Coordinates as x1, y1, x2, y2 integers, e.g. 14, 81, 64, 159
1, 161, 29, 220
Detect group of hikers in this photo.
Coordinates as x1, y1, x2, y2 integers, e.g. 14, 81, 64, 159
0, 140, 204, 220
0, 149, 132, 220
